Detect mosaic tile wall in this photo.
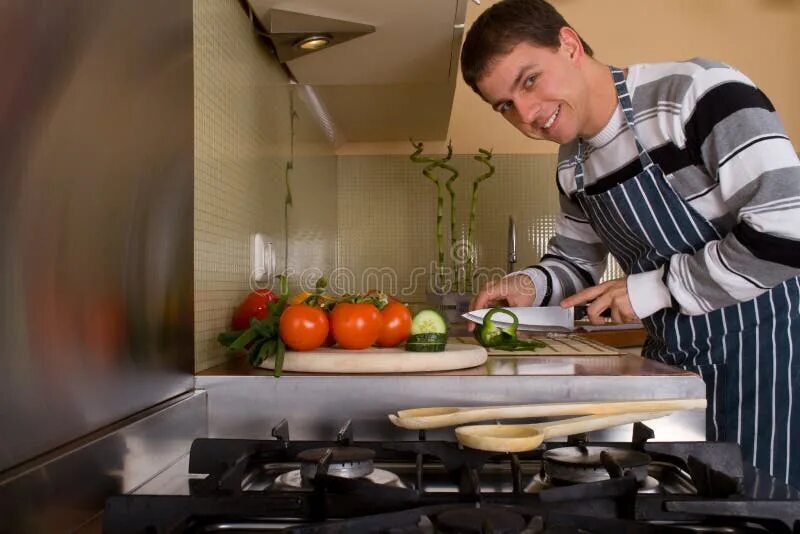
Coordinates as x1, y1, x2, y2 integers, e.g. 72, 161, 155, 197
337, 153, 623, 303
194, 0, 337, 371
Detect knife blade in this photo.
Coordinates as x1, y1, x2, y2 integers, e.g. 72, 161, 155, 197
462, 306, 593, 332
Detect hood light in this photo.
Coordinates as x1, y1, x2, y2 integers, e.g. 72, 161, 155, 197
256, 9, 375, 63
295, 34, 332, 51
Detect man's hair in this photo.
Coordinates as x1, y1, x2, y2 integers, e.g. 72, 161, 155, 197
461, 0, 593, 96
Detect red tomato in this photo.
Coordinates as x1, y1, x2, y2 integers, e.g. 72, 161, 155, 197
231, 289, 277, 331
376, 301, 412, 347
330, 303, 381, 349
279, 304, 329, 351
322, 311, 337, 347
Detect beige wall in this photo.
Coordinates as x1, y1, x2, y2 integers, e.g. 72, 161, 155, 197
194, 0, 337, 371
342, 0, 800, 155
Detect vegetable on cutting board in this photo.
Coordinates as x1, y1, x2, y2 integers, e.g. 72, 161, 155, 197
231, 289, 278, 331
376, 301, 413, 348
406, 309, 448, 352
474, 308, 547, 351
330, 302, 382, 349
218, 275, 290, 376
219, 281, 446, 376
278, 304, 329, 351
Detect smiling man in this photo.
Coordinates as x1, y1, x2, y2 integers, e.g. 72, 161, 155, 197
462, 0, 800, 489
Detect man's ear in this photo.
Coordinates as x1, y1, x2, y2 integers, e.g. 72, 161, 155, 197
559, 27, 584, 62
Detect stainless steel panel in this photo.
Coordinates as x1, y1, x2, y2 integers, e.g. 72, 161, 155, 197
0, 391, 207, 534
0, 0, 194, 472
196, 374, 707, 443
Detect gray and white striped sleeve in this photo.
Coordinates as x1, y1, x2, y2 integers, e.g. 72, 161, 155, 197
656, 66, 800, 315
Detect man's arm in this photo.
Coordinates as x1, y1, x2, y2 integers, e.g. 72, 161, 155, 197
519, 185, 609, 306
629, 65, 800, 317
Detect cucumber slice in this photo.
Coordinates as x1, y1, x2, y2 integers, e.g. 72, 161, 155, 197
405, 333, 448, 352
410, 309, 447, 335
405, 342, 446, 352
406, 333, 448, 344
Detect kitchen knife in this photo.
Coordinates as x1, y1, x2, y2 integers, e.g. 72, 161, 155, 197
462, 305, 600, 332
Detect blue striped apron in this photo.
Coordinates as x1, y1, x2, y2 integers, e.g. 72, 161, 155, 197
572, 66, 800, 488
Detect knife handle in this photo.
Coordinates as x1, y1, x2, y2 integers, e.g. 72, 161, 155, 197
574, 304, 613, 320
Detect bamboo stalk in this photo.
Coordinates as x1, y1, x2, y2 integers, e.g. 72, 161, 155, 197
410, 140, 453, 291
466, 148, 495, 292
284, 91, 297, 275
436, 142, 461, 291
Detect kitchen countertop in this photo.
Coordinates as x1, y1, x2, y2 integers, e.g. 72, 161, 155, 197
198, 352, 691, 377
196, 342, 706, 443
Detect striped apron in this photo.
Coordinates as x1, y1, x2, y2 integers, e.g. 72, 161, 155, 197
572, 66, 800, 488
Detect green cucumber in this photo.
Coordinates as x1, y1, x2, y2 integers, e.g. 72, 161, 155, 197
405, 333, 448, 352
410, 309, 447, 335
406, 333, 448, 345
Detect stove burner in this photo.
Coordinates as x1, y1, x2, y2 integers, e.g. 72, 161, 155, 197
296, 446, 375, 479
544, 446, 651, 484
434, 506, 527, 534
273, 468, 406, 490
524, 472, 661, 494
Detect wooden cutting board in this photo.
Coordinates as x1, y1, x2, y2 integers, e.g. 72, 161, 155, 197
260, 343, 488, 374
454, 335, 621, 356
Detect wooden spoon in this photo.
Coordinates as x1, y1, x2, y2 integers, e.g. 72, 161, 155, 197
454, 411, 673, 452
388, 398, 706, 429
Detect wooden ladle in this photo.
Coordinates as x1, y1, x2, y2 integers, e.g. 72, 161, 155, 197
388, 398, 706, 429
454, 411, 673, 452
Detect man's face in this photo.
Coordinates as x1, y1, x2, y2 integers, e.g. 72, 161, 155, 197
476, 38, 588, 144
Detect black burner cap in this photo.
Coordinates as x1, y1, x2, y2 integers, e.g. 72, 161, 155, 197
434, 507, 527, 534
544, 446, 651, 468
296, 446, 375, 463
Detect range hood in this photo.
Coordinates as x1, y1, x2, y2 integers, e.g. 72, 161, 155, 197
262, 9, 376, 63
244, 0, 470, 146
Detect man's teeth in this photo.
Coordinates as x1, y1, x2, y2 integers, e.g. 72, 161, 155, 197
543, 105, 560, 129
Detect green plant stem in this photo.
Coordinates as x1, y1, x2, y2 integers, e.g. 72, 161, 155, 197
284, 91, 297, 273
411, 139, 454, 291
421, 164, 445, 289
467, 148, 495, 292
435, 141, 460, 291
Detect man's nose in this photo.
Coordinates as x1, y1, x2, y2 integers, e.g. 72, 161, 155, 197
516, 97, 541, 125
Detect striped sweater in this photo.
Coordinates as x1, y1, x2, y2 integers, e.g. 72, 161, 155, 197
521, 58, 800, 318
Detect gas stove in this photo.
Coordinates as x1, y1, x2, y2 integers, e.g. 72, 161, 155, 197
103, 419, 800, 533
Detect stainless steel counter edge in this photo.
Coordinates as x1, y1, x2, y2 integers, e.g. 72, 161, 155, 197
0, 391, 208, 533
196, 374, 707, 443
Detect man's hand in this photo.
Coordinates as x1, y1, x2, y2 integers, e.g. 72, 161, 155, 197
560, 278, 639, 325
468, 274, 536, 332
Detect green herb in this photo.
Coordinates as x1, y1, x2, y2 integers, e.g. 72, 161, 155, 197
474, 308, 548, 351
217, 274, 290, 375
336, 289, 390, 310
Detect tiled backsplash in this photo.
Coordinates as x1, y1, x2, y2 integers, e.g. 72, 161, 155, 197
193, 0, 336, 371
337, 153, 623, 303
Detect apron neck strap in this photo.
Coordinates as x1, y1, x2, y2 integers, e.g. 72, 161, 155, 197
575, 65, 655, 192
609, 65, 654, 170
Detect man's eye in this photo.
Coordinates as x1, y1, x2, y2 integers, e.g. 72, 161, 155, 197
497, 101, 512, 114
524, 74, 538, 88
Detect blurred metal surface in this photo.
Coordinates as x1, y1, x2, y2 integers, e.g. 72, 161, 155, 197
0, 391, 207, 533
196, 372, 707, 443
0, 0, 194, 472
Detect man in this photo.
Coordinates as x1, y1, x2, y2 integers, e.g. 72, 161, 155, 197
462, 0, 800, 488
